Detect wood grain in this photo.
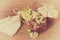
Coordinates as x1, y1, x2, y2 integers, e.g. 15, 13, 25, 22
0, 0, 60, 40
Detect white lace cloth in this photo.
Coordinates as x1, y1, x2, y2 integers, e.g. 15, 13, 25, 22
0, 16, 21, 36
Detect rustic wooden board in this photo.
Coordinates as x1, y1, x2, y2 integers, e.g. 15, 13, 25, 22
0, 0, 60, 40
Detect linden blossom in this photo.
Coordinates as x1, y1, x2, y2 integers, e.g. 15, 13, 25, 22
16, 7, 45, 38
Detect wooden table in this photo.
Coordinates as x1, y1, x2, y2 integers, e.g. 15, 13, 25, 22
0, 0, 60, 40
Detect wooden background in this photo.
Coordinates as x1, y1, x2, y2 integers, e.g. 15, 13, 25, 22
0, 0, 60, 40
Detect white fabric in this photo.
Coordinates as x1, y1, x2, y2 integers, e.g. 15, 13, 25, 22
37, 3, 58, 18
0, 16, 21, 36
